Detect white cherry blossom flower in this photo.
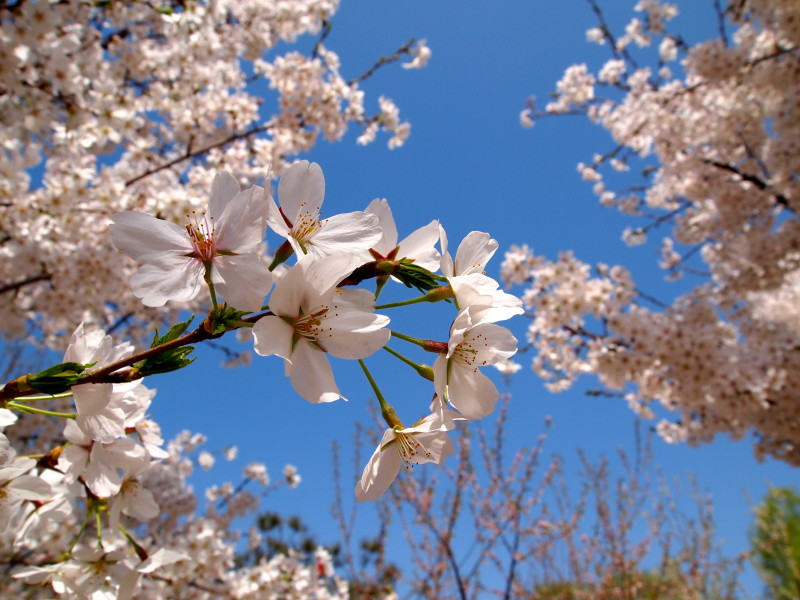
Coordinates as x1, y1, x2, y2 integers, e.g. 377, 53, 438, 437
110, 172, 272, 311
356, 399, 458, 502
268, 161, 382, 259
433, 309, 518, 419
439, 227, 499, 278
365, 198, 440, 271
252, 253, 390, 403
0, 457, 53, 536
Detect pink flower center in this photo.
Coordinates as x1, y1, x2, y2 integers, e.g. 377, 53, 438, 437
185, 211, 217, 263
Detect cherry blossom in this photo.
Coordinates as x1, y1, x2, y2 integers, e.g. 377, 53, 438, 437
356, 399, 458, 502
516, 0, 800, 463
252, 253, 391, 402
110, 172, 272, 312
433, 309, 518, 419
267, 161, 383, 259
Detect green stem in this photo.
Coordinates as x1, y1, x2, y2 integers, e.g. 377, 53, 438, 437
390, 330, 425, 347
204, 266, 219, 311
12, 391, 73, 402
375, 285, 454, 310
95, 511, 103, 547
7, 401, 75, 419
390, 330, 448, 354
375, 295, 429, 310
357, 359, 402, 429
65, 507, 91, 558
382, 346, 435, 381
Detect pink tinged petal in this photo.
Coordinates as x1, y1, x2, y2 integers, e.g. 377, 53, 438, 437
129, 255, 205, 306
454, 231, 498, 276
215, 185, 269, 253
306, 211, 382, 257
287, 340, 343, 403
214, 253, 273, 312
73, 383, 125, 443
447, 365, 499, 419
207, 171, 240, 220
398, 219, 441, 271
321, 310, 390, 360
276, 160, 324, 227
109, 212, 192, 263
365, 198, 398, 254
252, 316, 294, 361
356, 429, 402, 502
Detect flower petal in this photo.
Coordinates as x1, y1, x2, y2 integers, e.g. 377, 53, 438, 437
208, 171, 241, 220
306, 211, 382, 258
110, 212, 192, 263
355, 429, 402, 502
286, 339, 343, 403
215, 185, 269, 254
275, 160, 324, 227
365, 198, 399, 255
252, 315, 294, 361
214, 253, 273, 312
129, 255, 205, 306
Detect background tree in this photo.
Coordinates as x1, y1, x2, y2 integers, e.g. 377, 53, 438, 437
750, 486, 800, 600
509, 0, 800, 464
0, 0, 422, 350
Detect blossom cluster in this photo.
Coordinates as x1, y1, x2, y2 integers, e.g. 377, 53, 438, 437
0, 0, 419, 349
0, 161, 519, 597
514, 0, 800, 464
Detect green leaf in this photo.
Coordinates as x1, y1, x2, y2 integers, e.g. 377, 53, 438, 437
208, 306, 249, 335
150, 316, 194, 348
392, 260, 448, 294
28, 362, 93, 395
137, 346, 196, 377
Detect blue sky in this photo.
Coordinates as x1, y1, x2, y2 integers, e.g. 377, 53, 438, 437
146, 0, 797, 594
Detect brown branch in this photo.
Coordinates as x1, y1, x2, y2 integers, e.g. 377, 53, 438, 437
124, 121, 274, 188
0, 272, 51, 295
348, 38, 417, 87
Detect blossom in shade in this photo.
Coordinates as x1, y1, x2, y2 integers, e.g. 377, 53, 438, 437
110, 172, 272, 311
252, 253, 390, 403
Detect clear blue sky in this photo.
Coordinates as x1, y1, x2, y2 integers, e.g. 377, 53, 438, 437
147, 0, 797, 594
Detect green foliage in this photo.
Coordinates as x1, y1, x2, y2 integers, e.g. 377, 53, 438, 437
137, 317, 195, 376
392, 260, 448, 294
750, 487, 800, 600
27, 361, 92, 395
